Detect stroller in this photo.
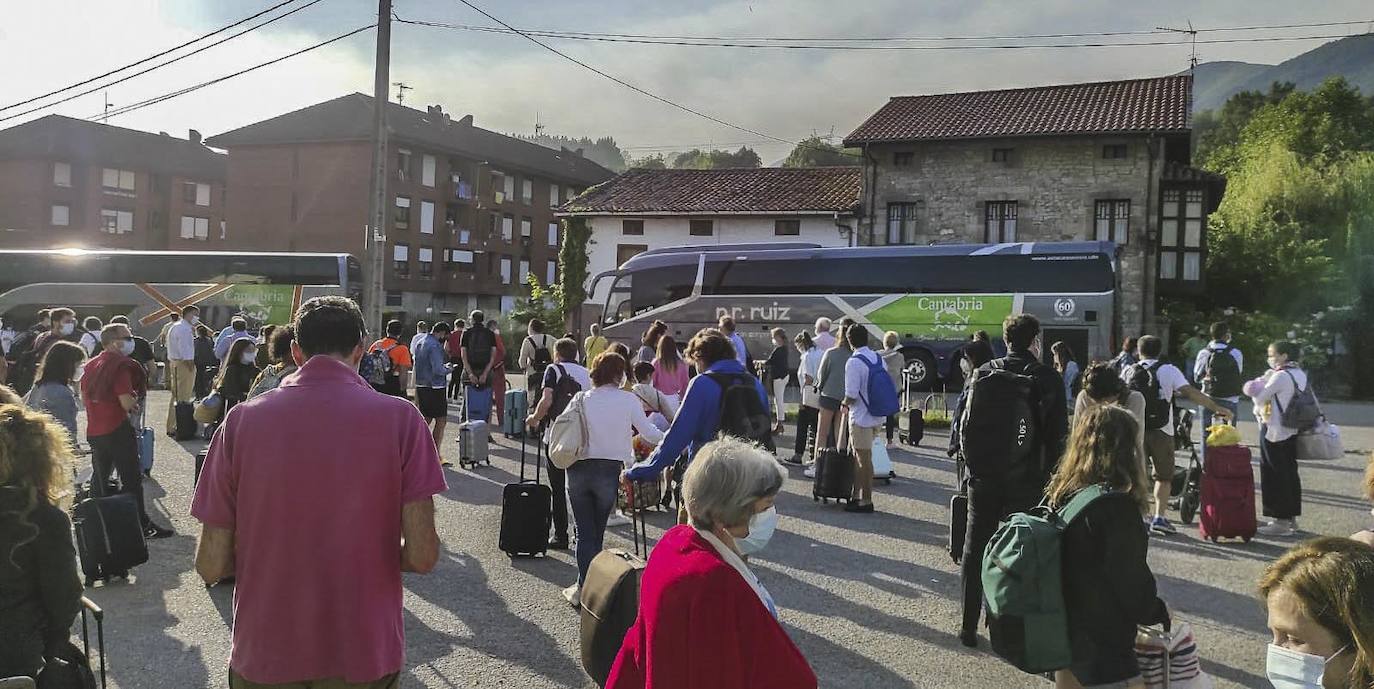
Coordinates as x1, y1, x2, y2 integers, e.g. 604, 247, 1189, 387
1168, 408, 1203, 525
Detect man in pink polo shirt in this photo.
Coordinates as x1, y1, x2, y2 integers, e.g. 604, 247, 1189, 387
192, 296, 447, 688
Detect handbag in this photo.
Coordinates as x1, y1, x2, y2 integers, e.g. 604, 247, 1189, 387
548, 392, 589, 470
1135, 622, 1212, 689
37, 641, 97, 689
193, 393, 222, 424
1296, 419, 1343, 460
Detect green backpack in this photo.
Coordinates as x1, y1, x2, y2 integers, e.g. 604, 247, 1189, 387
981, 484, 1110, 674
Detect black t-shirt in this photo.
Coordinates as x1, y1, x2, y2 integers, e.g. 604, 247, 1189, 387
460, 326, 496, 370
130, 336, 154, 365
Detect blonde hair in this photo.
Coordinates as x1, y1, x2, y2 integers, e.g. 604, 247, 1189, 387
883, 330, 899, 349
0, 404, 74, 564
1259, 537, 1374, 689
1045, 404, 1147, 509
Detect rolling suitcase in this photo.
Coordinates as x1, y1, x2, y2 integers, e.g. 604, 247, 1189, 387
136, 425, 155, 475
39, 596, 105, 689
1199, 444, 1257, 542
174, 401, 197, 441
498, 433, 552, 557
81, 596, 108, 689
194, 449, 208, 487
465, 385, 493, 423
903, 408, 925, 446
503, 388, 528, 439
812, 424, 854, 504
949, 457, 969, 564
581, 489, 649, 688
870, 437, 894, 484
458, 421, 491, 468
72, 493, 149, 586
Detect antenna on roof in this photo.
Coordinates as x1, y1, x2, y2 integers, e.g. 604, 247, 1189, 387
535, 111, 544, 137
99, 91, 114, 122
392, 82, 412, 105
1156, 21, 1198, 71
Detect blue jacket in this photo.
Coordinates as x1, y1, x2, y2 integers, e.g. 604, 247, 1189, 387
626, 359, 768, 481
214, 328, 249, 360
412, 334, 449, 387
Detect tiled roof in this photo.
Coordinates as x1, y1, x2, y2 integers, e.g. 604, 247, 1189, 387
559, 167, 862, 215
0, 115, 226, 180
844, 74, 1191, 144
207, 94, 614, 186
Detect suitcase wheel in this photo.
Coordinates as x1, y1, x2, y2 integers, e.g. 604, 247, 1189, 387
813, 494, 819, 502
881, 477, 892, 485
1242, 536, 1253, 543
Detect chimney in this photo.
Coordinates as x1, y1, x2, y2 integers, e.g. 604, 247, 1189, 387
457, 114, 473, 127
427, 104, 443, 118
188, 129, 202, 144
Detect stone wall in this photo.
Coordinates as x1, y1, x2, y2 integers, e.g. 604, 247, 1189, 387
862, 135, 1165, 340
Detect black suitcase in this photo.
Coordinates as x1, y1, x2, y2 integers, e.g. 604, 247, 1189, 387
949, 457, 968, 564
194, 448, 208, 488
581, 494, 649, 687
903, 408, 925, 446
499, 434, 553, 557
174, 401, 198, 441
73, 493, 149, 586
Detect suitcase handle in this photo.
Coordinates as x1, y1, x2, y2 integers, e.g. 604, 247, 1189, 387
628, 485, 648, 558
80, 596, 105, 689
517, 427, 543, 485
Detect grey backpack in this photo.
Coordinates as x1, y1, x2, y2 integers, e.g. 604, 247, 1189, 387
1275, 370, 1321, 432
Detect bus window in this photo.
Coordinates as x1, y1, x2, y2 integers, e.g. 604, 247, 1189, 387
605, 274, 633, 324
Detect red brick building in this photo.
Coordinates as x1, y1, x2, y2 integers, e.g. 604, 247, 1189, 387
206, 94, 615, 320
0, 115, 227, 250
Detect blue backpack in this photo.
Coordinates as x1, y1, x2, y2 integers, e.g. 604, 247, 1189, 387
855, 351, 900, 417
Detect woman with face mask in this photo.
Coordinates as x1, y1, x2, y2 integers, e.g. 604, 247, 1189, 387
560, 352, 663, 609
607, 436, 815, 689
1243, 341, 1308, 537
214, 337, 260, 418
1259, 537, 1374, 689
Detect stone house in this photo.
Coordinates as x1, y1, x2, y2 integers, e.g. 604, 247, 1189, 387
843, 74, 1224, 343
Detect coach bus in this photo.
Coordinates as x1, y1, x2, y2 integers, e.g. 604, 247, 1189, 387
590, 241, 1116, 391
0, 250, 361, 340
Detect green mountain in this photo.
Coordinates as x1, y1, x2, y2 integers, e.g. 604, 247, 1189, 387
1192, 33, 1374, 111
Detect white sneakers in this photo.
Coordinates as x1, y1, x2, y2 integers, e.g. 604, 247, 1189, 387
562, 583, 581, 608
803, 465, 817, 479
1259, 519, 1298, 537
606, 511, 632, 527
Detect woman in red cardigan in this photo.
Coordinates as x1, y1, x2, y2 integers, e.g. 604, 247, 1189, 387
608, 437, 817, 689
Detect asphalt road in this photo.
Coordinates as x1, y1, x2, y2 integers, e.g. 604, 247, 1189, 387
70, 390, 1373, 688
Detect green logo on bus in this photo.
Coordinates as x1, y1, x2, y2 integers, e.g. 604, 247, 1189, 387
867, 294, 1015, 340
226, 285, 296, 324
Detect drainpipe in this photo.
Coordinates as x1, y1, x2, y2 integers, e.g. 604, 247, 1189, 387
863, 142, 877, 246
1142, 133, 1158, 341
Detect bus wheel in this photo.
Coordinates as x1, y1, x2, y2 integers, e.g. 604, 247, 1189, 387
903, 351, 938, 393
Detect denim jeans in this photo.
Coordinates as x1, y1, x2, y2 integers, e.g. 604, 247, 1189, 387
566, 459, 622, 585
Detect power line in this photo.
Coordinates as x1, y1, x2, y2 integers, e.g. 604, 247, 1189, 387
397, 16, 1374, 49
0, 0, 304, 114
0, 0, 328, 124
401, 19, 1368, 50
94, 25, 375, 121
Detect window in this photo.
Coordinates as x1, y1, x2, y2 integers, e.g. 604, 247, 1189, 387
101, 168, 135, 195
548, 222, 558, 246
617, 244, 648, 267
1094, 200, 1130, 245
886, 203, 920, 244
394, 196, 411, 229
622, 219, 644, 235
546, 260, 556, 285
182, 182, 210, 206
100, 209, 133, 234
689, 219, 714, 236
501, 215, 514, 241
1102, 144, 1128, 160
179, 216, 209, 240
386, 291, 404, 307
550, 184, 560, 207
53, 162, 71, 187
421, 154, 436, 187
520, 217, 532, 239
984, 201, 1017, 243
459, 229, 470, 244
393, 244, 409, 276
500, 257, 512, 284
521, 179, 533, 205
420, 200, 435, 234
418, 247, 434, 278
775, 219, 800, 236
492, 171, 506, 203
991, 148, 1013, 163
51, 204, 69, 226
519, 259, 530, 285
503, 174, 515, 203
397, 149, 412, 182
448, 249, 475, 273
892, 151, 914, 167
220, 220, 227, 240
1158, 189, 1205, 282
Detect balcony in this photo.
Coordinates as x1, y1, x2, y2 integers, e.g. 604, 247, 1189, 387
452, 179, 474, 202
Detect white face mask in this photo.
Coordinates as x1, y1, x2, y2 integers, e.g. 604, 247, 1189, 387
241, 351, 257, 365
189, 316, 200, 326
118, 339, 136, 356
959, 358, 973, 376
1267, 643, 1347, 689
736, 506, 778, 556
60, 321, 75, 335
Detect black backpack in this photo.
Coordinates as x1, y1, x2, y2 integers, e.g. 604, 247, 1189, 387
465, 326, 496, 371
1128, 362, 1171, 431
527, 335, 554, 374
704, 372, 773, 447
1202, 345, 1243, 398
958, 360, 1041, 478
548, 364, 583, 420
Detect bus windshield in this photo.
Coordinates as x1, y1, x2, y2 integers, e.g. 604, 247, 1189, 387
604, 263, 698, 323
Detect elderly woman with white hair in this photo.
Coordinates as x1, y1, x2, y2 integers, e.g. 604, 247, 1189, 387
607, 437, 816, 689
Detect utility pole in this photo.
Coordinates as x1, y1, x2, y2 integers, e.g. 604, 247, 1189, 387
365, 0, 392, 336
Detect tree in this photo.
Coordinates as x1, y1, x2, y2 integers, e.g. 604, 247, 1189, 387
670, 146, 762, 169
626, 153, 667, 169
1194, 82, 1295, 170
782, 136, 860, 167
518, 133, 628, 171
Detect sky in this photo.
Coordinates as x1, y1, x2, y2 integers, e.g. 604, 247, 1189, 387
2, 0, 1372, 163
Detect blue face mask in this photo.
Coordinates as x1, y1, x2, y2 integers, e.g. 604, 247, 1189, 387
736, 506, 778, 556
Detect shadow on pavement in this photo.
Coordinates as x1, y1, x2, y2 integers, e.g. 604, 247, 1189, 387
1155, 572, 1267, 636
783, 624, 918, 688
1149, 533, 1289, 564
775, 491, 947, 549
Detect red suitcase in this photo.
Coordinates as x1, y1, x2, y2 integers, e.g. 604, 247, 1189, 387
1199, 445, 1257, 542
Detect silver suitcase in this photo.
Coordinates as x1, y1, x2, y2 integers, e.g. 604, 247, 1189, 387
458, 421, 491, 468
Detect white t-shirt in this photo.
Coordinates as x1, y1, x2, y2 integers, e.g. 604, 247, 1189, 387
1127, 359, 1190, 436
799, 346, 824, 408
1250, 366, 1310, 443
580, 385, 665, 466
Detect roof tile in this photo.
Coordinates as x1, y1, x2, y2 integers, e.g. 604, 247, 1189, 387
560, 167, 862, 215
